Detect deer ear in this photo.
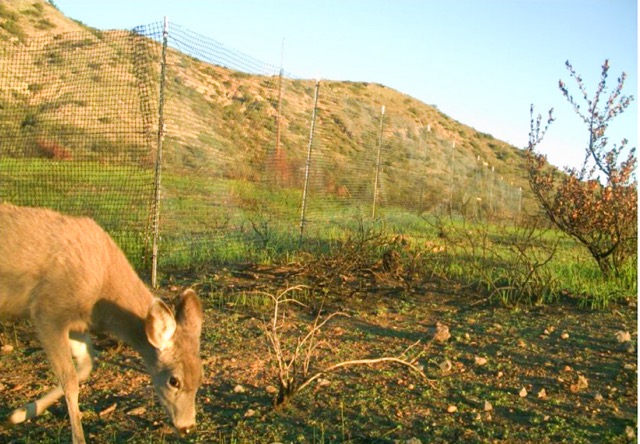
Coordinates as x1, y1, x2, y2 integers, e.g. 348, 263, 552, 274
145, 298, 177, 350
175, 289, 203, 337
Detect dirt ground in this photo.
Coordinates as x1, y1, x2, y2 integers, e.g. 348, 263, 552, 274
0, 265, 637, 443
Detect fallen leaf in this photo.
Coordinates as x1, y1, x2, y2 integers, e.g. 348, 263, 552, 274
569, 376, 588, 393
560, 332, 570, 340
1, 344, 13, 354
483, 401, 493, 411
537, 388, 547, 399
474, 356, 488, 366
244, 409, 256, 418
447, 405, 458, 413
233, 384, 246, 394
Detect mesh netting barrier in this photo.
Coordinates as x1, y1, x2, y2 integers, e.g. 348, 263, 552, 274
0, 28, 159, 272
0, 21, 524, 279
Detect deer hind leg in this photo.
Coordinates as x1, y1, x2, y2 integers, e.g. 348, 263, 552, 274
8, 329, 92, 444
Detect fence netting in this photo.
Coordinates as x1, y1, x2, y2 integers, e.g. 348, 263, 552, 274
0, 21, 525, 280
0, 28, 158, 271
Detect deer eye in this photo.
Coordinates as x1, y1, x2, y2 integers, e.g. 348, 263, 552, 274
168, 376, 181, 389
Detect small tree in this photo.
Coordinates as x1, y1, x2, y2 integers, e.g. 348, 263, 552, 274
527, 60, 637, 277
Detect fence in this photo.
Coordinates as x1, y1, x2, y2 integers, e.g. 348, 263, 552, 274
0, 20, 525, 285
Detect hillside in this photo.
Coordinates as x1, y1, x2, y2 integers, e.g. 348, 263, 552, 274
0, 0, 533, 220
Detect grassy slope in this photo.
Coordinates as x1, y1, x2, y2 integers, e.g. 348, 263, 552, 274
0, 0, 534, 212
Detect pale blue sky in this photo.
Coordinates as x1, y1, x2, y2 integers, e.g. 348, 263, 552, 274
52, 0, 637, 170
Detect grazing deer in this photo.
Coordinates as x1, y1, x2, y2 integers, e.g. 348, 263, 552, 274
0, 204, 204, 444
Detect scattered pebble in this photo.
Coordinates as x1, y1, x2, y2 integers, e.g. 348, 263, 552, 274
439, 359, 452, 373
519, 387, 528, 398
434, 322, 451, 343
615, 331, 631, 343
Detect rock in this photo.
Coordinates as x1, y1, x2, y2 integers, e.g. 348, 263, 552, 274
434, 322, 451, 343
438, 359, 452, 373
519, 387, 528, 398
615, 330, 631, 343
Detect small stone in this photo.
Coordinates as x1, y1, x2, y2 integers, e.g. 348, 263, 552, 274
519, 387, 528, 398
434, 322, 451, 343
625, 426, 636, 440
615, 331, 631, 343
439, 359, 452, 373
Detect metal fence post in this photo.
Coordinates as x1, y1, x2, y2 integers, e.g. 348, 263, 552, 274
299, 79, 320, 243
371, 105, 385, 219
150, 16, 168, 289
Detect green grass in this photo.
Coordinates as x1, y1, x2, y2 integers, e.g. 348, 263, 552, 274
0, 157, 635, 307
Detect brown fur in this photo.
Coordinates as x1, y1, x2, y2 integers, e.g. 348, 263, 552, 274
0, 204, 203, 444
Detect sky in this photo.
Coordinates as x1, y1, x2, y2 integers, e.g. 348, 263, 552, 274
52, 0, 638, 170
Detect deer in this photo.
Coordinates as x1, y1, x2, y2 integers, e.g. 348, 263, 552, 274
0, 203, 204, 444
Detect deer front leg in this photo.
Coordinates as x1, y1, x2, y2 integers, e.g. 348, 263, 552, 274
10, 322, 87, 444
8, 331, 94, 429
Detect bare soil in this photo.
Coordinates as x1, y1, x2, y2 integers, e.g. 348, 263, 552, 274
0, 265, 636, 443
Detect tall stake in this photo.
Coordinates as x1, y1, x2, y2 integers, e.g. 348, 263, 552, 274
371, 105, 385, 219
299, 79, 320, 243
274, 39, 285, 184
418, 124, 430, 212
449, 141, 456, 215
151, 16, 168, 289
